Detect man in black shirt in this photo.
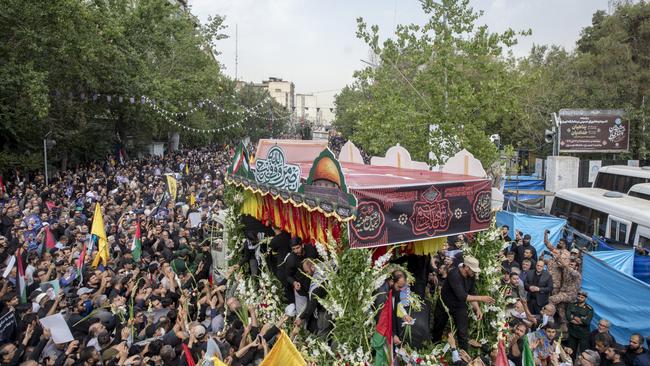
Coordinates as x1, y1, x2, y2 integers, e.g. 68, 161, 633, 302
285, 237, 317, 312
624, 334, 647, 366
431, 255, 495, 351
268, 227, 290, 281
515, 234, 537, 265
501, 251, 520, 273
293, 259, 329, 337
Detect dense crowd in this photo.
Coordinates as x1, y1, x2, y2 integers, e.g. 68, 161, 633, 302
496, 226, 650, 366
0, 147, 263, 366
0, 144, 648, 366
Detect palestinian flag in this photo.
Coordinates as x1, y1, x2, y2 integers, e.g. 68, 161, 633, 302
16, 250, 27, 303
523, 335, 535, 366
371, 289, 393, 366
182, 343, 196, 366
495, 339, 509, 366
131, 221, 142, 262
40, 225, 56, 256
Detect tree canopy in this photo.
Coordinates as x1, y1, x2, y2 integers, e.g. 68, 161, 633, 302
334, 0, 650, 167
0, 0, 288, 173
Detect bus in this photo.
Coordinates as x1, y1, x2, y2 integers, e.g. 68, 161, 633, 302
551, 187, 650, 247
592, 165, 650, 194
628, 183, 650, 201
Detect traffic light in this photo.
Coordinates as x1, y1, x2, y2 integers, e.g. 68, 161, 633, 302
544, 129, 556, 143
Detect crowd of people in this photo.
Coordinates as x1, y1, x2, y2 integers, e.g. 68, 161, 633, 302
0, 146, 293, 366
496, 226, 650, 366
0, 143, 648, 366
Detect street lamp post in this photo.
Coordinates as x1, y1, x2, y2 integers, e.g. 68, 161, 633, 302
43, 131, 52, 186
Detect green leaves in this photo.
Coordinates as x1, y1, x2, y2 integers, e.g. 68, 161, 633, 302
0, 0, 282, 173
339, 0, 523, 168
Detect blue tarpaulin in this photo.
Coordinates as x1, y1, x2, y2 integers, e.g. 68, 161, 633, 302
593, 237, 650, 284
590, 250, 635, 277
503, 175, 545, 201
496, 211, 566, 254
634, 256, 650, 284
582, 252, 650, 342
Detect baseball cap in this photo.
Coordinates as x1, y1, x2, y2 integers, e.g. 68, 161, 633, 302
464, 255, 481, 273
193, 324, 206, 338
35, 293, 48, 303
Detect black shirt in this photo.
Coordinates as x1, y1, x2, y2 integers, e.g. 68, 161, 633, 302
440, 267, 476, 309
269, 232, 291, 275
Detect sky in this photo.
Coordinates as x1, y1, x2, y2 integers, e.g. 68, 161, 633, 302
189, 0, 611, 107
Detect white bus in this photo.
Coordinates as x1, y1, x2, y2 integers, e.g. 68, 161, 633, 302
628, 183, 650, 201
551, 187, 650, 247
592, 165, 650, 194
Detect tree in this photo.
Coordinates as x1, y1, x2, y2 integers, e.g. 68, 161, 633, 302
335, 0, 528, 167
0, 0, 276, 174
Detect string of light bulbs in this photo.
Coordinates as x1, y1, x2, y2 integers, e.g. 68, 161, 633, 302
141, 95, 273, 118
143, 96, 243, 133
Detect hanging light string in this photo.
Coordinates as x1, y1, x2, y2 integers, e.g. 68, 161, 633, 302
142, 96, 243, 133
141, 95, 273, 118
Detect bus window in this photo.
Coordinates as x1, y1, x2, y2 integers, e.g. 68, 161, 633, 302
594, 173, 615, 191
589, 209, 608, 236
609, 218, 629, 243
551, 197, 570, 217
639, 235, 650, 247
619, 223, 628, 242
629, 191, 650, 201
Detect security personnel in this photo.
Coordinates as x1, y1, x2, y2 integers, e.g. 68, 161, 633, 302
566, 290, 594, 356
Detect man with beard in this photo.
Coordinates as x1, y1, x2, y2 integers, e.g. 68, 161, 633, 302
624, 334, 647, 366
285, 237, 317, 315
566, 291, 593, 356
432, 255, 495, 351
606, 344, 628, 366
516, 234, 538, 265
589, 319, 616, 351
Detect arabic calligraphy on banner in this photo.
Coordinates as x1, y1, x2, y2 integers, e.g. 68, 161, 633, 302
349, 180, 492, 249
254, 146, 302, 191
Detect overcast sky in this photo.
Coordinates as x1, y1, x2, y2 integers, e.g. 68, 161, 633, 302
189, 0, 610, 107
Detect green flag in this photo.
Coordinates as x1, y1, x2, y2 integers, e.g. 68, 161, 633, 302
523, 335, 535, 366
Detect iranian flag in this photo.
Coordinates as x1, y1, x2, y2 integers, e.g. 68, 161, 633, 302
232, 146, 249, 175
131, 221, 142, 262
523, 335, 535, 366
371, 289, 393, 366
16, 250, 27, 303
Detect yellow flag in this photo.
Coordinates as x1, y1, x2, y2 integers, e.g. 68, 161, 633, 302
166, 175, 177, 201
190, 193, 196, 207
260, 330, 306, 366
90, 203, 109, 268
212, 356, 227, 366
